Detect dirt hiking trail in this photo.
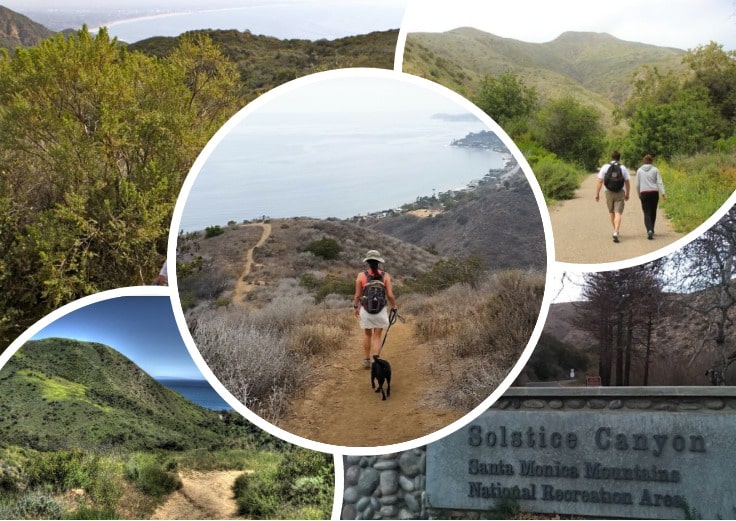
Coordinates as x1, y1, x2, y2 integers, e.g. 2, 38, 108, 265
277, 313, 465, 448
550, 173, 684, 264
151, 470, 246, 520
232, 223, 272, 304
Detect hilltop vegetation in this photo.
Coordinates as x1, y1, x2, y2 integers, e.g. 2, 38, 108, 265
130, 28, 398, 99
0, 16, 397, 350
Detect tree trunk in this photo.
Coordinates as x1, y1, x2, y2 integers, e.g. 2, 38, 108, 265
624, 310, 634, 386
600, 317, 612, 386
615, 311, 624, 386
644, 313, 653, 386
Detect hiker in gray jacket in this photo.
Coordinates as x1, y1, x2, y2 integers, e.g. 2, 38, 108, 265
636, 154, 666, 240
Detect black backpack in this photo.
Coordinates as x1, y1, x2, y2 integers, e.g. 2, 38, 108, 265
604, 161, 625, 192
361, 270, 387, 314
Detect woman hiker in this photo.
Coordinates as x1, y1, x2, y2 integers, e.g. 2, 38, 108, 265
636, 154, 667, 240
353, 250, 397, 369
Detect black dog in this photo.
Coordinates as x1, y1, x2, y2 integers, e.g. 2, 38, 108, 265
371, 355, 391, 400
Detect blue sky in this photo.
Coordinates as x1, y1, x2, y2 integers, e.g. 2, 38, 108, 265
31, 296, 203, 380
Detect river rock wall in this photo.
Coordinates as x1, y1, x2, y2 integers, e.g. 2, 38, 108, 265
341, 450, 427, 520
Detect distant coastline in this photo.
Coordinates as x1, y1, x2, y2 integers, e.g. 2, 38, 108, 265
84, 2, 404, 43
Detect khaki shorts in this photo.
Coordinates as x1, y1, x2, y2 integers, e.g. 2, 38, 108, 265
605, 189, 626, 214
359, 307, 389, 329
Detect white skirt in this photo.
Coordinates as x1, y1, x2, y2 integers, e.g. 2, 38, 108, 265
359, 307, 389, 329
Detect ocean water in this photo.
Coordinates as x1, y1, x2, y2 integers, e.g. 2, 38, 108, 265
179, 111, 509, 231
93, 2, 406, 43
157, 378, 232, 410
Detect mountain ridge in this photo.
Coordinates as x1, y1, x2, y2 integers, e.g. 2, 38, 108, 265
363, 169, 546, 272
404, 27, 688, 112
0, 5, 55, 48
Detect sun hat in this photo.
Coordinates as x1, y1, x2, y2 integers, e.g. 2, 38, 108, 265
362, 250, 385, 263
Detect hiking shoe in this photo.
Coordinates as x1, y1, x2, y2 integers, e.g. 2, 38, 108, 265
647, 230, 654, 240
363, 359, 371, 369
612, 232, 620, 243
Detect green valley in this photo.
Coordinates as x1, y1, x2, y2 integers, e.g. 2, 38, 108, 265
0, 338, 334, 519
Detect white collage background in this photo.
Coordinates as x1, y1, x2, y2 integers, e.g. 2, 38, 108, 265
2, 0, 736, 519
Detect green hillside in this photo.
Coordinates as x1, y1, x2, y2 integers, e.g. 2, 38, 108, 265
0, 338, 258, 452
404, 27, 687, 116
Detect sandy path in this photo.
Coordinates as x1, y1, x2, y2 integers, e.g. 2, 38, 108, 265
276, 314, 463, 448
151, 470, 245, 520
549, 173, 684, 264
231, 223, 272, 305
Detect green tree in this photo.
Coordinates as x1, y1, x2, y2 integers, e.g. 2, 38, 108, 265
618, 66, 682, 121
533, 96, 605, 171
624, 86, 723, 159
683, 42, 736, 125
0, 28, 240, 348
473, 72, 537, 135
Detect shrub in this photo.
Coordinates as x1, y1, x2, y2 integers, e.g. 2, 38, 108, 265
25, 449, 85, 491
411, 284, 484, 343
304, 237, 341, 260
11, 490, 63, 520
204, 225, 224, 238
233, 469, 280, 518
276, 449, 333, 507
530, 156, 585, 202
437, 270, 546, 409
177, 261, 232, 309
658, 151, 736, 233
124, 453, 180, 499
299, 272, 353, 302
405, 256, 484, 294
446, 361, 507, 410
451, 270, 544, 359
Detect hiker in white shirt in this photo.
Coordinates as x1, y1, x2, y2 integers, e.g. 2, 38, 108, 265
595, 150, 631, 243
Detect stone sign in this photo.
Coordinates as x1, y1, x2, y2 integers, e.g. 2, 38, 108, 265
426, 409, 736, 519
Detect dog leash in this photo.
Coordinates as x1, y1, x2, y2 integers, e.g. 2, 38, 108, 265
379, 308, 405, 355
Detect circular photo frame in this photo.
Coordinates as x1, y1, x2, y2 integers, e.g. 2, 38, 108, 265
169, 68, 554, 454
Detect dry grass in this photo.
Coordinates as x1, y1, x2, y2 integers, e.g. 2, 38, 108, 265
289, 311, 353, 357
189, 292, 355, 421
191, 303, 309, 423
406, 284, 487, 343
412, 270, 546, 410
